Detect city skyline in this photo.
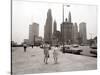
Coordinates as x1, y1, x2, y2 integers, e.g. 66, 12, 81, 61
12, 0, 97, 44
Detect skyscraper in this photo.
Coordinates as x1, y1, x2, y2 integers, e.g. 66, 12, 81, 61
79, 22, 87, 44
44, 9, 52, 44
73, 23, 78, 43
53, 20, 57, 34
52, 20, 61, 45
68, 11, 71, 23
29, 22, 39, 44
61, 12, 73, 44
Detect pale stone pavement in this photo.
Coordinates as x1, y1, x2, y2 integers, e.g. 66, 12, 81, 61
12, 46, 97, 75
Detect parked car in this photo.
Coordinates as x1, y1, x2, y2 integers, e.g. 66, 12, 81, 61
90, 49, 97, 55
60, 45, 82, 55
90, 44, 97, 49
70, 46, 82, 54
40, 44, 51, 50
60, 46, 71, 53
72, 44, 79, 47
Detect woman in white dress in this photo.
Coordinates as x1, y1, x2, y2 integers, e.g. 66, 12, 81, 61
53, 45, 59, 64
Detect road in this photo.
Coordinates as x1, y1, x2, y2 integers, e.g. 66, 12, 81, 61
12, 46, 97, 75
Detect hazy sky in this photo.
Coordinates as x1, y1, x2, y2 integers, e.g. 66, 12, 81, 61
12, 0, 97, 44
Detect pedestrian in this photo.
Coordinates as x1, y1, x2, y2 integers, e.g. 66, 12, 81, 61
43, 43, 50, 64
53, 45, 59, 64
31, 44, 34, 48
23, 43, 27, 52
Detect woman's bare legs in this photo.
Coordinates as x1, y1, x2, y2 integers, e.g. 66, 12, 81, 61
44, 56, 48, 64
54, 57, 58, 64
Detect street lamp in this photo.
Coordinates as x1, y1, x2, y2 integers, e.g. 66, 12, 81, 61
62, 4, 70, 53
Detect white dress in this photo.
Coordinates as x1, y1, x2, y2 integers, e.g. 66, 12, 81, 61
53, 47, 58, 58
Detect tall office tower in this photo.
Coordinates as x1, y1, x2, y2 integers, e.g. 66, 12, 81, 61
73, 23, 78, 44
44, 9, 52, 44
68, 11, 71, 23
79, 22, 87, 44
61, 12, 73, 44
29, 22, 39, 44
52, 20, 57, 45
53, 20, 57, 34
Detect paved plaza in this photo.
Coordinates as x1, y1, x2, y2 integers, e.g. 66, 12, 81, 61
12, 46, 97, 74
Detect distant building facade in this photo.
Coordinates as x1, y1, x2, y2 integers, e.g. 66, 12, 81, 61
29, 23, 39, 44
52, 20, 61, 45
61, 12, 73, 44
54, 31, 61, 44
34, 36, 42, 42
73, 23, 79, 44
24, 39, 30, 45
44, 9, 52, 44
53, 20, 57, 34
79, 22, 87, 44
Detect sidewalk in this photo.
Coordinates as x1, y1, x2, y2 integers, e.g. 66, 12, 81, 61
12, 47, 97, 74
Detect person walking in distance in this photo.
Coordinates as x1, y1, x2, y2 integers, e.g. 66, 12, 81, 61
23, 43, 27, 52
43, 43, 49, 64
31, 44, 34, 48
53, 45, 59, 64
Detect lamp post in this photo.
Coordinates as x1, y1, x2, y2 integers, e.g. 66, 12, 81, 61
62, 4, 64, 50
62, 4, 70, 53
